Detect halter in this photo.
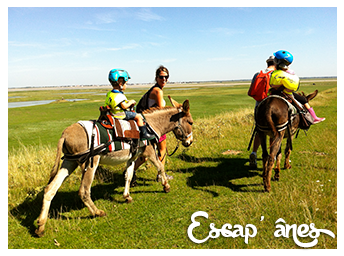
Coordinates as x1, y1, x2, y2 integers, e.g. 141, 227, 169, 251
174, 108, 193, 141
160, 108, 192, 161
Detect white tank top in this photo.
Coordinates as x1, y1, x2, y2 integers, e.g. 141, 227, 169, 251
148, 98, 166, 108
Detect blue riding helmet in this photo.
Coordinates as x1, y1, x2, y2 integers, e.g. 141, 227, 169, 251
108, 69, 131, 83
273, 50, 294, 65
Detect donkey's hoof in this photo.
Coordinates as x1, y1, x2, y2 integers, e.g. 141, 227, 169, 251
164, 185, 170, 193
264, 187, 271, 193
273, 176, 280, 181
35, 228, 45, 238
125, 196, 133, 203
96, 210, 106, 217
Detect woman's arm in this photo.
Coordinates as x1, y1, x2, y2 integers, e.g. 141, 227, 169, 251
150, 87, 164, 108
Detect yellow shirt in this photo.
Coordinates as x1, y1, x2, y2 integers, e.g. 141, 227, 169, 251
104, 90, 128, 119
269, 70, 300, 94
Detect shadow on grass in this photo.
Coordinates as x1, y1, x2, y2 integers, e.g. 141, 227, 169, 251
177, 152, 264, 195
9, 166, 160, 238
10, 153, 263, 237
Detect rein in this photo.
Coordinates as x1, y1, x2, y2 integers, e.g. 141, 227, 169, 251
160, 140, 180, 163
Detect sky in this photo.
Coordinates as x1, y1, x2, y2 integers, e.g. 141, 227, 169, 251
7, 5, 338, 88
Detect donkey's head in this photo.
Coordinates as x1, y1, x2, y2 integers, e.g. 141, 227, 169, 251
168, 96, 193, 147
298, 90, 318, 103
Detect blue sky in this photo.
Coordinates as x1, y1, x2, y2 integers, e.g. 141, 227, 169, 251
8, 6, 338, 88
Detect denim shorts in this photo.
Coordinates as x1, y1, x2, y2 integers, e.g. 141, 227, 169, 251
124, 111, 137, 120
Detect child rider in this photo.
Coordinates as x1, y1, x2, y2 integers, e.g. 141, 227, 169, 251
105, 69, 155, 140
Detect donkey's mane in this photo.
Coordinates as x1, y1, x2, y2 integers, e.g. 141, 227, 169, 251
142, 106, 175, 115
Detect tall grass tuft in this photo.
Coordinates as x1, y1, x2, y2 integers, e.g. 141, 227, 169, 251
8, 144, 56, 206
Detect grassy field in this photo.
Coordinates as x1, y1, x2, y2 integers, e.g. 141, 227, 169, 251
8, 79, 337, 249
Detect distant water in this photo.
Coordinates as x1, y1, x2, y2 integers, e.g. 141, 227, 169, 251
62, 91, 139, 95
168, 88, 198, 90
8, 96, 24, 99
8, 99, 87, 109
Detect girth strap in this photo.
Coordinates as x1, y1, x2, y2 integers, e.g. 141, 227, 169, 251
256, 120, 289, 132
62, 141, 111, 164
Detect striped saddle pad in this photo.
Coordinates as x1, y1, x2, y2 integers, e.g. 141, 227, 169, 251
78, 120, 147, 153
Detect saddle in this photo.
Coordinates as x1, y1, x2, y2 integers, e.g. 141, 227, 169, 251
63, 107, 151, 168
98, 106, 140, 139
269, 89, 314, 130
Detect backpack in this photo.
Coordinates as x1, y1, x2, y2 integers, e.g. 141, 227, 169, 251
248, 70, 273, 102
136, 84, 159, 113
298, 110, 314, 130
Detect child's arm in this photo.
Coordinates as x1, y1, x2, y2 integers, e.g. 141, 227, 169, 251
120, 99, 136, 110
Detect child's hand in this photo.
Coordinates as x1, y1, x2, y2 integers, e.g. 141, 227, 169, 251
129, 100, 136, 106
120, 100, 136, 110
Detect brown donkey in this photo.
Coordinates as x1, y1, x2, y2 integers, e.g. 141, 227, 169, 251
255, 91, 318, 192
35, 97, 193, 237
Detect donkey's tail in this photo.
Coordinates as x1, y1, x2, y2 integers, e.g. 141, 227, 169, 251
48, 137, 65, 184
266, 107, 280, 148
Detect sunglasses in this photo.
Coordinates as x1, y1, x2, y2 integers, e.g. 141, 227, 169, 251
158, 75, 169, 79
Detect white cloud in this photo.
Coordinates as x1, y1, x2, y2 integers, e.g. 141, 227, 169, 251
205, 27, 244, 36
207, 57, 233, 61
128, 57, 176, 64
241, 43, 274, 49
72, 24, 116, 31
106, 43, 141, 51
162, 58, 177, 63
94, 13, 117, 24
305, 28, 315, 35
9, 53, 65, 63
8, 41, 43, 48
136, 8, 164, 21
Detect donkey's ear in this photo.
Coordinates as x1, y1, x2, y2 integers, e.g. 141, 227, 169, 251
306, 90, 318, 102
168, 95, 181, 107
182, 99, 190, 113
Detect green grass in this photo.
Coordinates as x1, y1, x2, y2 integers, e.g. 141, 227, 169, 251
8, 80, 337, 248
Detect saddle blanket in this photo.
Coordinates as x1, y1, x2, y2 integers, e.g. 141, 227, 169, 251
78, 120, 148, 154
262, 95, 298, 115
100, 117, 140, 139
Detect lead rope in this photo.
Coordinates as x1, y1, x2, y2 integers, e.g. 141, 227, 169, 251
160, 139, 180, 162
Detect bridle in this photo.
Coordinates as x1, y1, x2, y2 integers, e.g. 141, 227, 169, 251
160, 109, 193, 161
173, 109, 193, 142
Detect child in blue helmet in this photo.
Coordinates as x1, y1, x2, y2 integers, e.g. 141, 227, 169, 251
105, 69, 155, 140
270, 50, 325, 124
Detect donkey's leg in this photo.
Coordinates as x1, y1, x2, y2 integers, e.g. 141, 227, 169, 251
35, 159, 78, 237
284, 136, 293, 169
274, 145, 282, 181
259, 132, 270, 192
123, 160, 135, 203
146, 145, 170, 193
78, 155, 106, 217
267, 131, 285, 191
